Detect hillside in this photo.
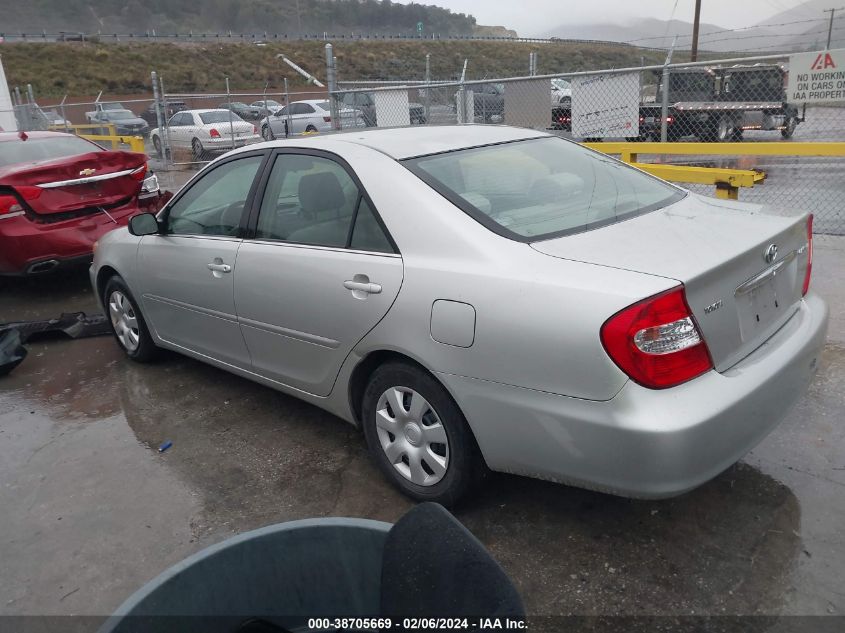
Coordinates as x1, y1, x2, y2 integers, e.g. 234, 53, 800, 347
0, 0, 478, 36
1, 40, 678, 99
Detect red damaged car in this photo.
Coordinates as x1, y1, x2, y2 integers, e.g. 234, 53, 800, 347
0, 131, 161, 275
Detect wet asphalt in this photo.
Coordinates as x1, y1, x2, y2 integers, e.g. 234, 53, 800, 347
0, 238, 843, 620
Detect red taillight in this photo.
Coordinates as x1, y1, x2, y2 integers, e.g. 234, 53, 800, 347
802, 214, 813, 296
253, 125, 258, 134
601, 286, 713, 389
130, 163, 147, 181
323, 116, 331, 123
0, 187, 40, 215
209, 128, 221, 138
666, 115, 675, 124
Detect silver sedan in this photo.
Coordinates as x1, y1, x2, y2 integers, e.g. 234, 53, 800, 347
91, 126, 828, 505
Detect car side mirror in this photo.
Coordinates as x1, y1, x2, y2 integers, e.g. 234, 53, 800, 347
128, 212, 160, 236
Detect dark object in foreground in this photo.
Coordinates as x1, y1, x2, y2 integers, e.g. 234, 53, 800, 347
0, 329, 27, 376
0, 311, 111, 343
100, 503, 524, 633
0, 312, 111, 376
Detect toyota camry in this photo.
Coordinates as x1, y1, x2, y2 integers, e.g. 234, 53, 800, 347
90, 126, 828, 505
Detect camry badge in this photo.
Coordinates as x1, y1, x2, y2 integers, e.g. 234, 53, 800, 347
79, 168, 97, 177
764, 243, 778, 264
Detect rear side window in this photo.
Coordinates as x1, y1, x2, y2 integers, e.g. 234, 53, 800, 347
256, 153, 394, 252
200, 111, 243, 124
0, 136, 102, 168
405, 137, 685, 241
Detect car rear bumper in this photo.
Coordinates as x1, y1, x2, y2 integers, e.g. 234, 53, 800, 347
0, 202, 139, 275
438, 292, 828, 498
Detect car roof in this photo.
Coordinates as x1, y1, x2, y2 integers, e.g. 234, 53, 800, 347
264, 125, 551, 160
182, 109, 233, 115
0, 130, 78, 143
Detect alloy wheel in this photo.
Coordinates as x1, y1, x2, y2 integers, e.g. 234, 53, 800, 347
375, 386, 449, 486
108, 290, 140, 352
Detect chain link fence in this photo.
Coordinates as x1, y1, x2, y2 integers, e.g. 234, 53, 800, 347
9, 51, 844, 234
329, 53, 845, 235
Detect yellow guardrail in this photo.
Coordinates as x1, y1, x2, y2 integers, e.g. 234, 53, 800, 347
583, 141, 845, 200
49, 123, 146, 154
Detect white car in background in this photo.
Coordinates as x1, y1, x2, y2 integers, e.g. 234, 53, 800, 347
150, 109, 261, 159
551, 78, 572, 106
260, 100, 365, 140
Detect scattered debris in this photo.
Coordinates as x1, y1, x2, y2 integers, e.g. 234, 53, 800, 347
0, 330, 27, 376
0, 312, 112, 376
158, 441, 173, 453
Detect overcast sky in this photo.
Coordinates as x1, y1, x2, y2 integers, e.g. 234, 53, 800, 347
397, 1, 820, 36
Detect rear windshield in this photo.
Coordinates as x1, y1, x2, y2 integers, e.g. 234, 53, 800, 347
316, 101, 331, 110
405, 137, 685, 241
0, 136, 102, 168
200, 111, 244, 124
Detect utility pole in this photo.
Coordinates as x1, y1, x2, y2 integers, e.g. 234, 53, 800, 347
824, 7, 843, 50
691, 0, 702, 62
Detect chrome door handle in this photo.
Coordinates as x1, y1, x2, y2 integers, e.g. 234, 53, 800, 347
343, 280, 382, 294
207, 263, 232, 273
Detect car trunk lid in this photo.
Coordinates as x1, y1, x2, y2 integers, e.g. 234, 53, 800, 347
1, 151, 145, 216
530, 193, 810, 372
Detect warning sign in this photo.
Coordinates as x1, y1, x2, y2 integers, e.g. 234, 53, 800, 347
787, 48, 845, 103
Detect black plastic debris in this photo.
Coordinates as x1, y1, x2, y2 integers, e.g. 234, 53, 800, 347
0, 312, 112, 376
0, 329, 27, 376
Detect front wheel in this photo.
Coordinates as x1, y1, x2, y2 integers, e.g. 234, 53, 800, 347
152, 135, 163, 158
103, 276, 158, 362
262, 124, 274, 141
782, 116, 798, 139
361, 362, 484, 506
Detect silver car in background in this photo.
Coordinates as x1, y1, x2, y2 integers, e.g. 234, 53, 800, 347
91, 126, 827, 505
260, 99, 365, 140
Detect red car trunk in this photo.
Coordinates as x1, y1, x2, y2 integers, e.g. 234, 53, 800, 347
0, 150, 146, 216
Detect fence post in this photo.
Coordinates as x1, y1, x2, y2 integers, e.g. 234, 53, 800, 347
159, 74, 171, 167
225, 77, 235, 150
325, 43, 341, 130
59, 94, 69, 133
151, 71, 165, 157
660, 66, 670, 142
284, 77, 292, 137
424, 53, 431, 123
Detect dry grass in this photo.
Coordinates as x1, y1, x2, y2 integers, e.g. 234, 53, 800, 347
2, 40, 683, 99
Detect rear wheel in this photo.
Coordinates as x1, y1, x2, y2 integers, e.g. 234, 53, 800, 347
191, 138, 204, 160
716, 115, 735, 142
361, 362, 484, 506
103, 276, 158, 363
305, 124, 318, 133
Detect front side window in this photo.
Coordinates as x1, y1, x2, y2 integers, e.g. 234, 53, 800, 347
165, 155, 264, 237
256, 154, 393, 251
406, 137, 685, 241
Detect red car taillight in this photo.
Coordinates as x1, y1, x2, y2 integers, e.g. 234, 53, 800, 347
802, 214, 813, 296
130, 164, 147, 182
0, 187, 41, 215
600, 286, 713, 389
323, 116, 331, 123
209, 128, 221, 138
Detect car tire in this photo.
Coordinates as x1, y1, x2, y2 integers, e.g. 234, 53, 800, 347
262, 124, 275, 141
782, 116, 797, 139
103, 276, 158, 363
152, 135, 163, 158
305, 125, 317, 133
191, 138, 204, 160
361, 361, 485, 506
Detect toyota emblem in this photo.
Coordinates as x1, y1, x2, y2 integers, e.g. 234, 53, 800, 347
763, 243, 778, 264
